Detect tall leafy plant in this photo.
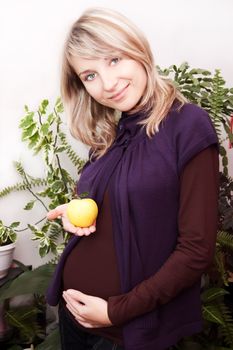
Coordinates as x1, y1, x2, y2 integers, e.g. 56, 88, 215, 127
0, 98, 85, 349
159, 62, 233, 175
159, 63, 233, 349
0, 98, 85, 257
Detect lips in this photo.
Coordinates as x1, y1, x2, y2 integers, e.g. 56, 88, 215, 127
109, 83, 129, 101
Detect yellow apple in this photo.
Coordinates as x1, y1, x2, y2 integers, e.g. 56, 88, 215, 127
66, 198, 98, 227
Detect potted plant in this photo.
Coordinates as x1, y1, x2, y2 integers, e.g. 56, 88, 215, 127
0, 220, 18, 279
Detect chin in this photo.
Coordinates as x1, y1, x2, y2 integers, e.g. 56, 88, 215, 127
120, 101, 140, 112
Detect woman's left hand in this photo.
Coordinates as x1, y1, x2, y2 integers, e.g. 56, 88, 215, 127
63, 289, 113, 328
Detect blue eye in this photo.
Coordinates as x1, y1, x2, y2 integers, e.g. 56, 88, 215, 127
110, 57, 120, 65
85, 73, 96, 81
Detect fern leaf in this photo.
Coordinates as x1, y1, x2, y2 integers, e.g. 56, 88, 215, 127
217, 231, 233, 250
0, 177, 47, 198
215, 247, 229, 285
58, 131, 86, 172
218, 302, 233, 347
6, 306, 44, 343
202, 304, 225, 325
0, 182, 27, 197
201, 287, 229, 303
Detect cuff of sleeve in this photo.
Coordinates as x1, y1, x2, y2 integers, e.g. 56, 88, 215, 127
108, 293, 130, 326
108, 283, 158, 326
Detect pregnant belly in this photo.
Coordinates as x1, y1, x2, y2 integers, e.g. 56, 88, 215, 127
62, 231, 121, 300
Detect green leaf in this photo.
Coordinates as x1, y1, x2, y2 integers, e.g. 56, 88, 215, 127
0, 263, 56, 301
10, 221, 20, 228
51, 180, 65, 193
202, 305, 225, 325
79, 191, 89, 199
55, 145, 67, 153
36, 188, 50, 197
56, 243, 65, 255
201, 287, 229, 303
19, 112, 34, 129
202, 69, 211, 76
24, 200, 36, 210
35, 326, 61, 350
222, 156, 228, 167
43, 144, 55, 164
55, 97, 64, 114
189, 68, 199, 75
39, 245, 49, 257
180, 62, 189, 70
33, 137, 47, 154
28, 131, 40, 149
219, 145, 227, 156
47, 113, 55, 125
39, 99, 49, 115
28, 224, 39, 233
193, 78, 199, 86
31, 231, 45, 240
9, 231, 17, 242
22, 123, 38, 141
41, 122, 50, 136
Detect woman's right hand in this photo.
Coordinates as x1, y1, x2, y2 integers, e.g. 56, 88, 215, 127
47, 204, 96, 236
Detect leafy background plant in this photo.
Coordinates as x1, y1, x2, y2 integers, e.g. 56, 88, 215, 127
0, 97, 85, 257
0, 63, 233, 349
0, 220, 18, 246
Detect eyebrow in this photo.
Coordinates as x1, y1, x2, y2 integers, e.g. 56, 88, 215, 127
78, 69, 93, 77
78, 57, 112, 77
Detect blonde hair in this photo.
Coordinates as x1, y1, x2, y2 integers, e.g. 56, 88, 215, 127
61, 7, 187, 159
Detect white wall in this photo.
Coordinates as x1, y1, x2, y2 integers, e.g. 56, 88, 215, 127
0, 0, 233, 267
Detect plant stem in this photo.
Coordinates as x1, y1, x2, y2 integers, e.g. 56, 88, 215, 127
27, 186, 48, 211
16, 217, 47, 232
21, 168, 49, 212
53, 108, 69, 193
4, 216, 47, 233
56, 154, 68, 193
38, 110, 42, 126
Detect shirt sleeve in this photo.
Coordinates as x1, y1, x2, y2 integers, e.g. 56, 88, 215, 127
107, 145, 219, 326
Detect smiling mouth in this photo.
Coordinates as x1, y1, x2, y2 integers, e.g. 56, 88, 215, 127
109, 84, 130, 101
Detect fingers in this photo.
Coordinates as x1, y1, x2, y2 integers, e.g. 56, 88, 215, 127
75, 221, 96, 236
47, 204, 67, 220
63, 290, 110, 328
64, 292, 99, 328
65, 298, 85, 318
61, 217, 81, 234
47, 205, 97, 236
70, 224, 96, 237
63, 291, 89, 323
76, 319, 100, 328
64, 289, 87, 302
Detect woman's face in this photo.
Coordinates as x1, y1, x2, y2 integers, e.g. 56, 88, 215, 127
71, 55, 148, 112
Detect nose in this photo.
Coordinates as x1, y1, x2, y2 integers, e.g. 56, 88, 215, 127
101, 72, 118, 92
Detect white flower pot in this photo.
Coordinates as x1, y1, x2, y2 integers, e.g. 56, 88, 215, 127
0, 242, 16, 279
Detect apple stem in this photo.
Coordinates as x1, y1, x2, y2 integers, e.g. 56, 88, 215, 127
78, 191, 89, 199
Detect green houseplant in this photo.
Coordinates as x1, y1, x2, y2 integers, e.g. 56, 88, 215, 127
164, 63, 233, 349
0, 98, 84, 349
0, 63, 233, 349
0, 221, 18, 279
